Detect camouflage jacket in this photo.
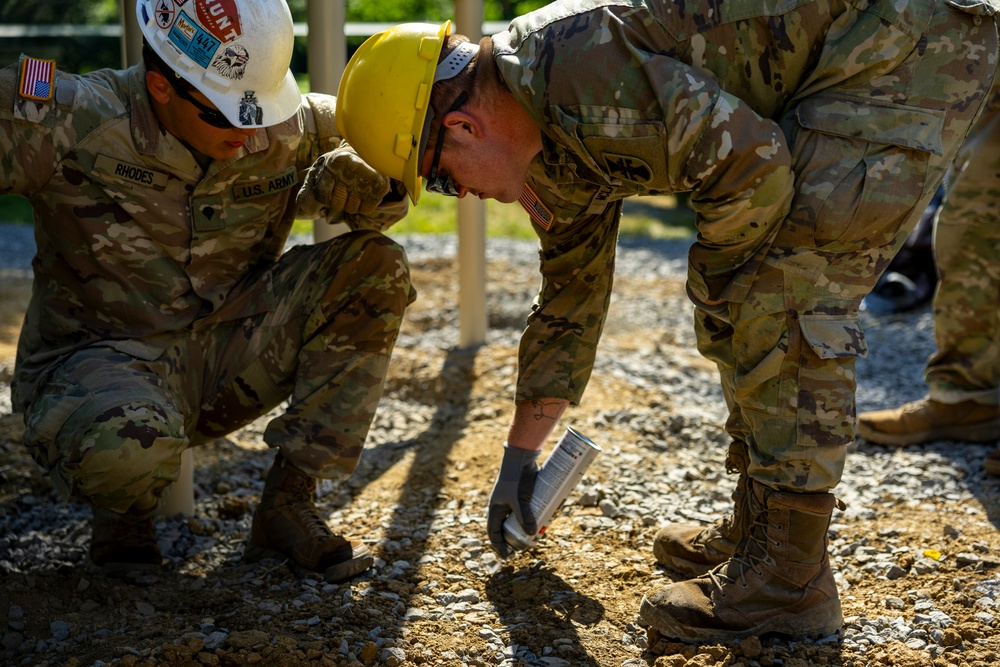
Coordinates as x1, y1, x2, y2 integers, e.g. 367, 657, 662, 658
0, 59, 408, 411
492, 0, 997, 404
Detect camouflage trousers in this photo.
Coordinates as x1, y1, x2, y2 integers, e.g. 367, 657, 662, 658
925, 95, 1000, 407
22, 231, 415, 514
694, 4, 998, 492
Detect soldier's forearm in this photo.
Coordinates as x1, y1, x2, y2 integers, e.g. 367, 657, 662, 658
505, 398, 569, 451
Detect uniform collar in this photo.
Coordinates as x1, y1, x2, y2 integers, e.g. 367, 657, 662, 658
128, 63, 165, 157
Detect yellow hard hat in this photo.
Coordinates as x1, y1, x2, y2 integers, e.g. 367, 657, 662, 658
336, 21, 451, 204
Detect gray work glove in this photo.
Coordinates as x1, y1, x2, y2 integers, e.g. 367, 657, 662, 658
296, 145, 391, 219
487, 444, 540, 558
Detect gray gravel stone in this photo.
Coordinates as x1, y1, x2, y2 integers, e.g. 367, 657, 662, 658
2, 224, 998, 663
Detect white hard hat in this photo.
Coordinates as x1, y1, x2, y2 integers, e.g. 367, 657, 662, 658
136, 0, 300, 128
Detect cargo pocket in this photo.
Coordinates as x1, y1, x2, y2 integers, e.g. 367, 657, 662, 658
22, 370, 93, 471
798, 313, 868, 360
789, 96, 942, 251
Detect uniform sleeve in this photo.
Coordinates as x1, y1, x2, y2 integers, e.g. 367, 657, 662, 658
513, 58, 793, 404
297, 92, 410, 233
682, 90, 794, 309
0, 60, 61, 196
515, 190, 621, 405
298, 92, 343, 162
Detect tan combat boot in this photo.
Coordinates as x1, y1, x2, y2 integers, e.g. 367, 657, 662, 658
246, 452, 373, 583
857, 397, 1000, 446
90, 506, 161, 574
653, 440, 749, 577
639, 479, 843, 642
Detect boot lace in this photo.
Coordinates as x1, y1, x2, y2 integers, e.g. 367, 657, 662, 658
295, 502, 335, 541
707, 494, 777, 597
282, 473, 335, 541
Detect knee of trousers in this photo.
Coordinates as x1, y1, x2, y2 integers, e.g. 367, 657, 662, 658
322, 230, 415, 311
34, 395, 188, 513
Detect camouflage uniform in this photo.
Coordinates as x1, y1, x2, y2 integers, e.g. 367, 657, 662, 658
925, 87, 1000, 406
0, 60, 415, 514
492, 0, 998, 491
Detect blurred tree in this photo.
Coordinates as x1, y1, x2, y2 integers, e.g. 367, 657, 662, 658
0, 0, 119, 23
0, 0, 121, 72
0, 0, 552, 75
347, 0, 451, 22
345, 0, 548, 22
484, 0, 549, 19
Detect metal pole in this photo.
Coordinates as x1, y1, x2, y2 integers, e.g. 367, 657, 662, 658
454, 0, 488, 348
157, 449, 195, 518
309, 0, 349, 244
120, 0, 143, 67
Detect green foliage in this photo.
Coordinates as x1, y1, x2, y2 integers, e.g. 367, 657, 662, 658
342, 0, 547, 22
483, 0, 551, 20
0, 195, 35, 224
0, 0, 119, 23
2, 0, 555, 75
347, 0, 452, 22
0, 0, 122, 74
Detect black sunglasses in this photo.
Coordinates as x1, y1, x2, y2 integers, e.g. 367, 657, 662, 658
171, 78, 233, 129
425, 91, 469, 197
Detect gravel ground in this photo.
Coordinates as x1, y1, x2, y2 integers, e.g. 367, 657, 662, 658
1, 221, 998, 667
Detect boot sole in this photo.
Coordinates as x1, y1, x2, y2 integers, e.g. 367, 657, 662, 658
857, 418, 1000, 447
244, 542, 374, 584
639, 594, 843, 642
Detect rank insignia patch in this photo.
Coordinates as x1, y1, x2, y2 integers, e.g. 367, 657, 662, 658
19, 57, 56, 101
518, 184, 554, 230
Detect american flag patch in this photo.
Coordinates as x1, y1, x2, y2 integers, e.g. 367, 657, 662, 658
518, 184, 554, 230
19, 57, 56, 101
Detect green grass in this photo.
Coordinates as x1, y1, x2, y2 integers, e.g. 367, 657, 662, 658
293, 192, 696, 240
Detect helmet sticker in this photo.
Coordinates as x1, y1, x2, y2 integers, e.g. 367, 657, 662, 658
154, 0, 175, 29
197, 0, 242, 43
169, 11, 221, 68
239, 90, 263, 126
212, 44, 249, 80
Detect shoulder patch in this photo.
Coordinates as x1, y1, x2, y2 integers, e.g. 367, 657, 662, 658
19, 57, 56, 102
602, 153, 653, 184
518, 184, 554, 230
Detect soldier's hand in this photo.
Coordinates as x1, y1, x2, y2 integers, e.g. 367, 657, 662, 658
486, 444, 540, 558
296, 145, 391, 218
